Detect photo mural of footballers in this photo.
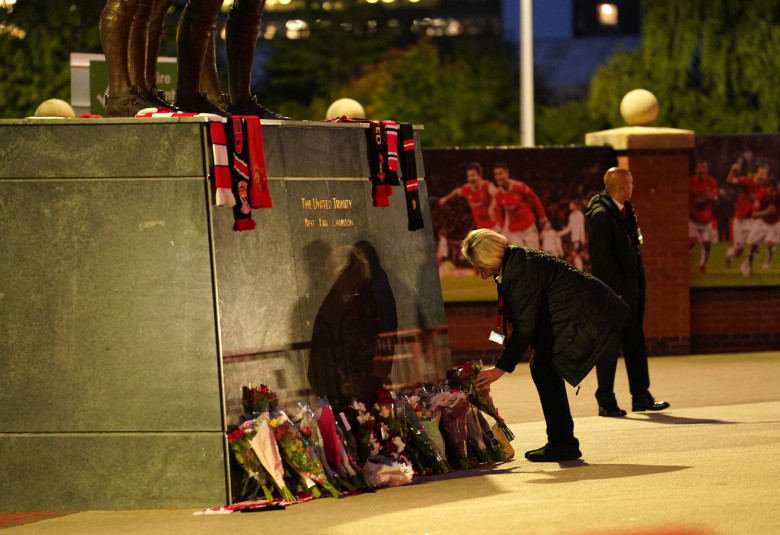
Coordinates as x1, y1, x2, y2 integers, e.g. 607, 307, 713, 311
424, 147, 613, 301
692, 134, 780, 287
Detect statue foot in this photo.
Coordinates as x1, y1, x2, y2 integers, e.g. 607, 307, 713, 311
175, 92, 228, 117
227, 95, 292, 120
105, 85, 168, 117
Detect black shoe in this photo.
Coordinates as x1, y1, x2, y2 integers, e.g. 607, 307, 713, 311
227, 95, 292, 120
175, 92, 228, 117
598, 405, 627, 417
105, 85, 165, 117
525, 440, 581, 462
632, 392, 670, 412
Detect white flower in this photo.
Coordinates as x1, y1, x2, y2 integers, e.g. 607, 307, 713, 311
356, 411, 374, 424
352, 401, 367, 412
392, 436, 406, 454
395, 460, 414, 482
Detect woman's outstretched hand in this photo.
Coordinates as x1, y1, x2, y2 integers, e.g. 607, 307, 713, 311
475, 367, 505, 391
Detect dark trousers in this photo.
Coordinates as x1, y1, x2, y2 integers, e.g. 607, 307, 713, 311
530, 352, 575, 443
595, 325, 651, 406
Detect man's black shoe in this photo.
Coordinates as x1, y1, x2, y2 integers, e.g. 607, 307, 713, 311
598, 405, 627, 417
525, 440, 581, 462
632, 393, 670, 412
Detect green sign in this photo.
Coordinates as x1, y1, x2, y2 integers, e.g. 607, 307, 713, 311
88, 59, 178, 115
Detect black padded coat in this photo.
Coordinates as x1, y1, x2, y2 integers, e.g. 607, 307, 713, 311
585, 192, 645, 328
494, 246, 628, 386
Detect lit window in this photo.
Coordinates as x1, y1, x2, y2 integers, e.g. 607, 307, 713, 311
597, 3, 618, 26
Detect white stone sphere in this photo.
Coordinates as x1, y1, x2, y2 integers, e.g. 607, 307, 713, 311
620, 89, 658, 126
34, 98, 76, 119
326, 98, 366, 119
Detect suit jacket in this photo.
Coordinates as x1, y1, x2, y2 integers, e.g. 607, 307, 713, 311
585, 192, 645, 328
494, 247, 627, 387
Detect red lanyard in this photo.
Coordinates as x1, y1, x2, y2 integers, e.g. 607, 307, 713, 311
496, 295, 504, 333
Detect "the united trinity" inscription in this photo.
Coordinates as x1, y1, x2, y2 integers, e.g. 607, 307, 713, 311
301, 197, 355, 228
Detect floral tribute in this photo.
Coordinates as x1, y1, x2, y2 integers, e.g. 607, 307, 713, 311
219, 362, 516, 513
448, 360, 515, 442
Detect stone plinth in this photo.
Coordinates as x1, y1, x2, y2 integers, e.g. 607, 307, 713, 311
0, 118, 447, 510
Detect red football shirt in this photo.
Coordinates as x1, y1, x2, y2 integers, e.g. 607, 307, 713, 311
689, 174, 718, 224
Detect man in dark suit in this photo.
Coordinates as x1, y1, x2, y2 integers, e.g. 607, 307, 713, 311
586, 167, 670, 417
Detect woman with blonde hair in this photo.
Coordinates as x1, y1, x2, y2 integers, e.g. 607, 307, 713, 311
463, 229, 627, 462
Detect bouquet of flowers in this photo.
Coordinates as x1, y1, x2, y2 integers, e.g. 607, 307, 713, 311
430, 389, 471, 469
475, 408, 507, 462
396, 397, 450, 475
267, 411, 341, 499
362, 455, 414, 488
465, 406, 491, 464
226, 424, 275, 501
247, 416, 296, 502
242, 384, 279, 417
341, 400, 376, 464
405, 390, 447, 461
448, 360, 515, 442
294, 402, 357, 492
315, 399, 364, 489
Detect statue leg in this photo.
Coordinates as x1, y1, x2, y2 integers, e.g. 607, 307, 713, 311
144, 0, 177, 107
199, 29, 228, 110
128, 0, 153, 93
224, 0, 289, 119
100, 0, 169, 115
99, 0, 137, 108
174, 0, 226, 114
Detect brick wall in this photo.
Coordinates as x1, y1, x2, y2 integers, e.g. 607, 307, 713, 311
691, 287, 780, 353
618, 152, 691, 353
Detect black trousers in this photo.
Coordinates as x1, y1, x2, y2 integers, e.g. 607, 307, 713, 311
595, 324, 651, 406
530, 352, 575, 443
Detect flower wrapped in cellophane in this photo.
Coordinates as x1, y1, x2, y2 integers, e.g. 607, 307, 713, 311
340, 400, 375, 464
294, 402, 357, 492
266, 411, 340, 499
226, 424, 275, 501
242, 384, 279, 417
448, 360, 515, 442
465, 406, 491, 464
406, 388, 447, 462
430, 389, 471, 469
246, 417, 296, 502
475, 407, 507, 462
316, 398, 365, 490
396, 396, 450, 475
362, 455, 414, 488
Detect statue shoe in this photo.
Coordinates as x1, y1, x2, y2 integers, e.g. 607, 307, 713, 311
227, 95, 291, 120
105, 85, 166, 117
150, 90, 180, 112
175, 92, 228, 117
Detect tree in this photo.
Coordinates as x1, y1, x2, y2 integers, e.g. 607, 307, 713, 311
588, 0, 780, 134
0, 0, 105, 118
345, 38, 518, 148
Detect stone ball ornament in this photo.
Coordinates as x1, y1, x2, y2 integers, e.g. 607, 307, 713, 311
620, 89, 659, 126
34, 98, 76, 119
326, 98, 366, 120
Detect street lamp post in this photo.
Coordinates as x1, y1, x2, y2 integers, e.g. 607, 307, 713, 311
520, 0, 534, 147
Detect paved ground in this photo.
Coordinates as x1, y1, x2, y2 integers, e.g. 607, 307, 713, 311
2, 352, 779, 534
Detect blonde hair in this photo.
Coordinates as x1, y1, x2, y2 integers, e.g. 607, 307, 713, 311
460, 229, 507, 269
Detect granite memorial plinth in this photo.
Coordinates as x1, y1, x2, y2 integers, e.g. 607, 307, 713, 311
0, 117, 450, 510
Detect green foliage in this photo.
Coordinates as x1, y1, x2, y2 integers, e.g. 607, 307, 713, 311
345, 39, 518, 148
260, 0, 403, 118
588, 0, 780, 134
0, 0, 104, 118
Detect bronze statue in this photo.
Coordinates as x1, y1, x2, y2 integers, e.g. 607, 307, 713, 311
99, 0, 176, 116
100, 0, 286, 118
